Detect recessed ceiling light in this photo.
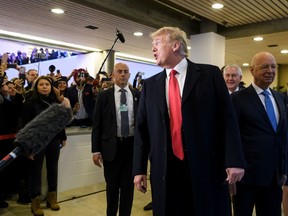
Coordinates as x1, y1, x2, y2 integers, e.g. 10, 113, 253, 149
253, 36, 263, 41
280, 49, 288, 54
187, 46, 191, 50
133, 32, 143, 36
242, 63, 249, 66
51, 8, 65, 14
212, 3, 224, 9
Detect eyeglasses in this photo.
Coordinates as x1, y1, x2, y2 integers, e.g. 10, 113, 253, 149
254, 64, 277, 70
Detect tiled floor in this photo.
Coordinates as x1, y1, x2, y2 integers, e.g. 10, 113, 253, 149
0, 182, 284, 216
0, 183, 152, 216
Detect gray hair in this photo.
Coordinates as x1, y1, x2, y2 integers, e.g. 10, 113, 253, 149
223, 64, 242, 76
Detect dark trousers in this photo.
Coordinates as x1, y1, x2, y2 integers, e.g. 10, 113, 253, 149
103, 137, 134, 216
29, 138, 60, 197
233, 183, 282, 216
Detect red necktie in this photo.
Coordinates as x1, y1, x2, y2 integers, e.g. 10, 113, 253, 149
169, 69, 184, 160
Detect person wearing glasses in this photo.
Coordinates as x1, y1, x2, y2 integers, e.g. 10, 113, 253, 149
223, 64, 245, 94
231, 51, 288, 216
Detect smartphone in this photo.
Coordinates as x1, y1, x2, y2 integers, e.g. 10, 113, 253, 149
19, 73, 26, 85
19, 66, 26, 74
7, 64, 17, 69
53, 81, 59, 88
18, 66, 26, 84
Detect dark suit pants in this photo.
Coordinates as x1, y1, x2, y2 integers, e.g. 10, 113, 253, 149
233, 183, 282, 216
103, 137, 134, 216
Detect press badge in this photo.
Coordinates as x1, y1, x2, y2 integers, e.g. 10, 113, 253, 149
120, 104, 128, 112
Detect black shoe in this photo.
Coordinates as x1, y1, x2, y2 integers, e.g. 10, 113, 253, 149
17, 196, 31, 205
0, 200, 9, 208
143, 202, 152, 211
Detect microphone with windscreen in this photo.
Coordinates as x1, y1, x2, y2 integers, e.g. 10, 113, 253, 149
0, 103, 73, 172
116, 29, 125, 43
97, 28, 126, 74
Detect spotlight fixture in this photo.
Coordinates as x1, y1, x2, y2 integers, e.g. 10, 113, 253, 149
212, 3, 224, 9
133, 32, 143, 36
51, 8, 65, 14
253, 37, 263, 41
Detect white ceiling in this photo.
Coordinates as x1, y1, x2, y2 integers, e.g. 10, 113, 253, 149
0, 0, 288, 66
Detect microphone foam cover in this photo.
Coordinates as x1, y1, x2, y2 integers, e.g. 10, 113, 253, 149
15, 104, 73, 156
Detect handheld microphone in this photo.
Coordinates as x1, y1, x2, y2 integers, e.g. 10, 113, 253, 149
97, 28, 126, 74
0, 103, 73, 172
116, 29, 125, 43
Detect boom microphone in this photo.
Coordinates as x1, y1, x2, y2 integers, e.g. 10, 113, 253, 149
0, 103, 73, 172
97, 28, 126, 74
116, 29, 125, 43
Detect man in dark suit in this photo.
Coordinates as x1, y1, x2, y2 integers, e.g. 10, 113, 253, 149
133, 26, 245, 216
231, 51, 288, 216
92, 62, 140, 216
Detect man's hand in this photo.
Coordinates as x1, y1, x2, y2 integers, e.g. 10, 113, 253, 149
134, 175, 147, 193
226, 167, 245, 184
92, 153, 103, 168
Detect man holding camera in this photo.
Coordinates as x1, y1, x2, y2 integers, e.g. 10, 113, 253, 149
66, 68, 95, 127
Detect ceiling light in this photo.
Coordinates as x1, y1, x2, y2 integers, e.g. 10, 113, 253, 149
212, 3, 224, 9
242, 63, 249, 66
51, 8, 65, 14
133, 32, 143, 36
280, 49, 288, 54
187, 46, 191, 50
253, 37, 263, 41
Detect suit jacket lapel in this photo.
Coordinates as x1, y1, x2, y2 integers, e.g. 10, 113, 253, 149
271, 89, 285, 132
154, 70, 169, 120
182, 60, 201, 104
247, 85, 276, 130
109, 87, 116, 121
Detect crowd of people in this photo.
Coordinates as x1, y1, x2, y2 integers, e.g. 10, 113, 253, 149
0, 53, 120, 216
1, 26, 288, 216
0, 48, 78, 66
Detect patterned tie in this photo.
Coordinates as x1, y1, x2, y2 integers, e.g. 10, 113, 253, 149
261, 90, 277, 131
169, 69, 184, 160
120, 88, 129, 137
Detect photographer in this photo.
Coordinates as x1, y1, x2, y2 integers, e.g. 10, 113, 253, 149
66, 68, 95, 127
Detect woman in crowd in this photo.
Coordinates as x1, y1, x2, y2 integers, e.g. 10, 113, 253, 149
22, 76, 67, 216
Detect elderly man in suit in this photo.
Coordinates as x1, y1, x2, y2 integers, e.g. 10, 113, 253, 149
132, 26, 245, 216
92, 62, 140, 216
223, 64, 245, 94
231, 51, 288, 216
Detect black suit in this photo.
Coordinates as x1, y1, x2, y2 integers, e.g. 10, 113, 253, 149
231, 85, 288, 216
133, 59, 245, 216
92, 86, 140, 216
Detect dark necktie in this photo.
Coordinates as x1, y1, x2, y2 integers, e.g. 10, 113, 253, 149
261, 90, 277, 131
120, 88, 129, 138
169, 69, 184, 160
